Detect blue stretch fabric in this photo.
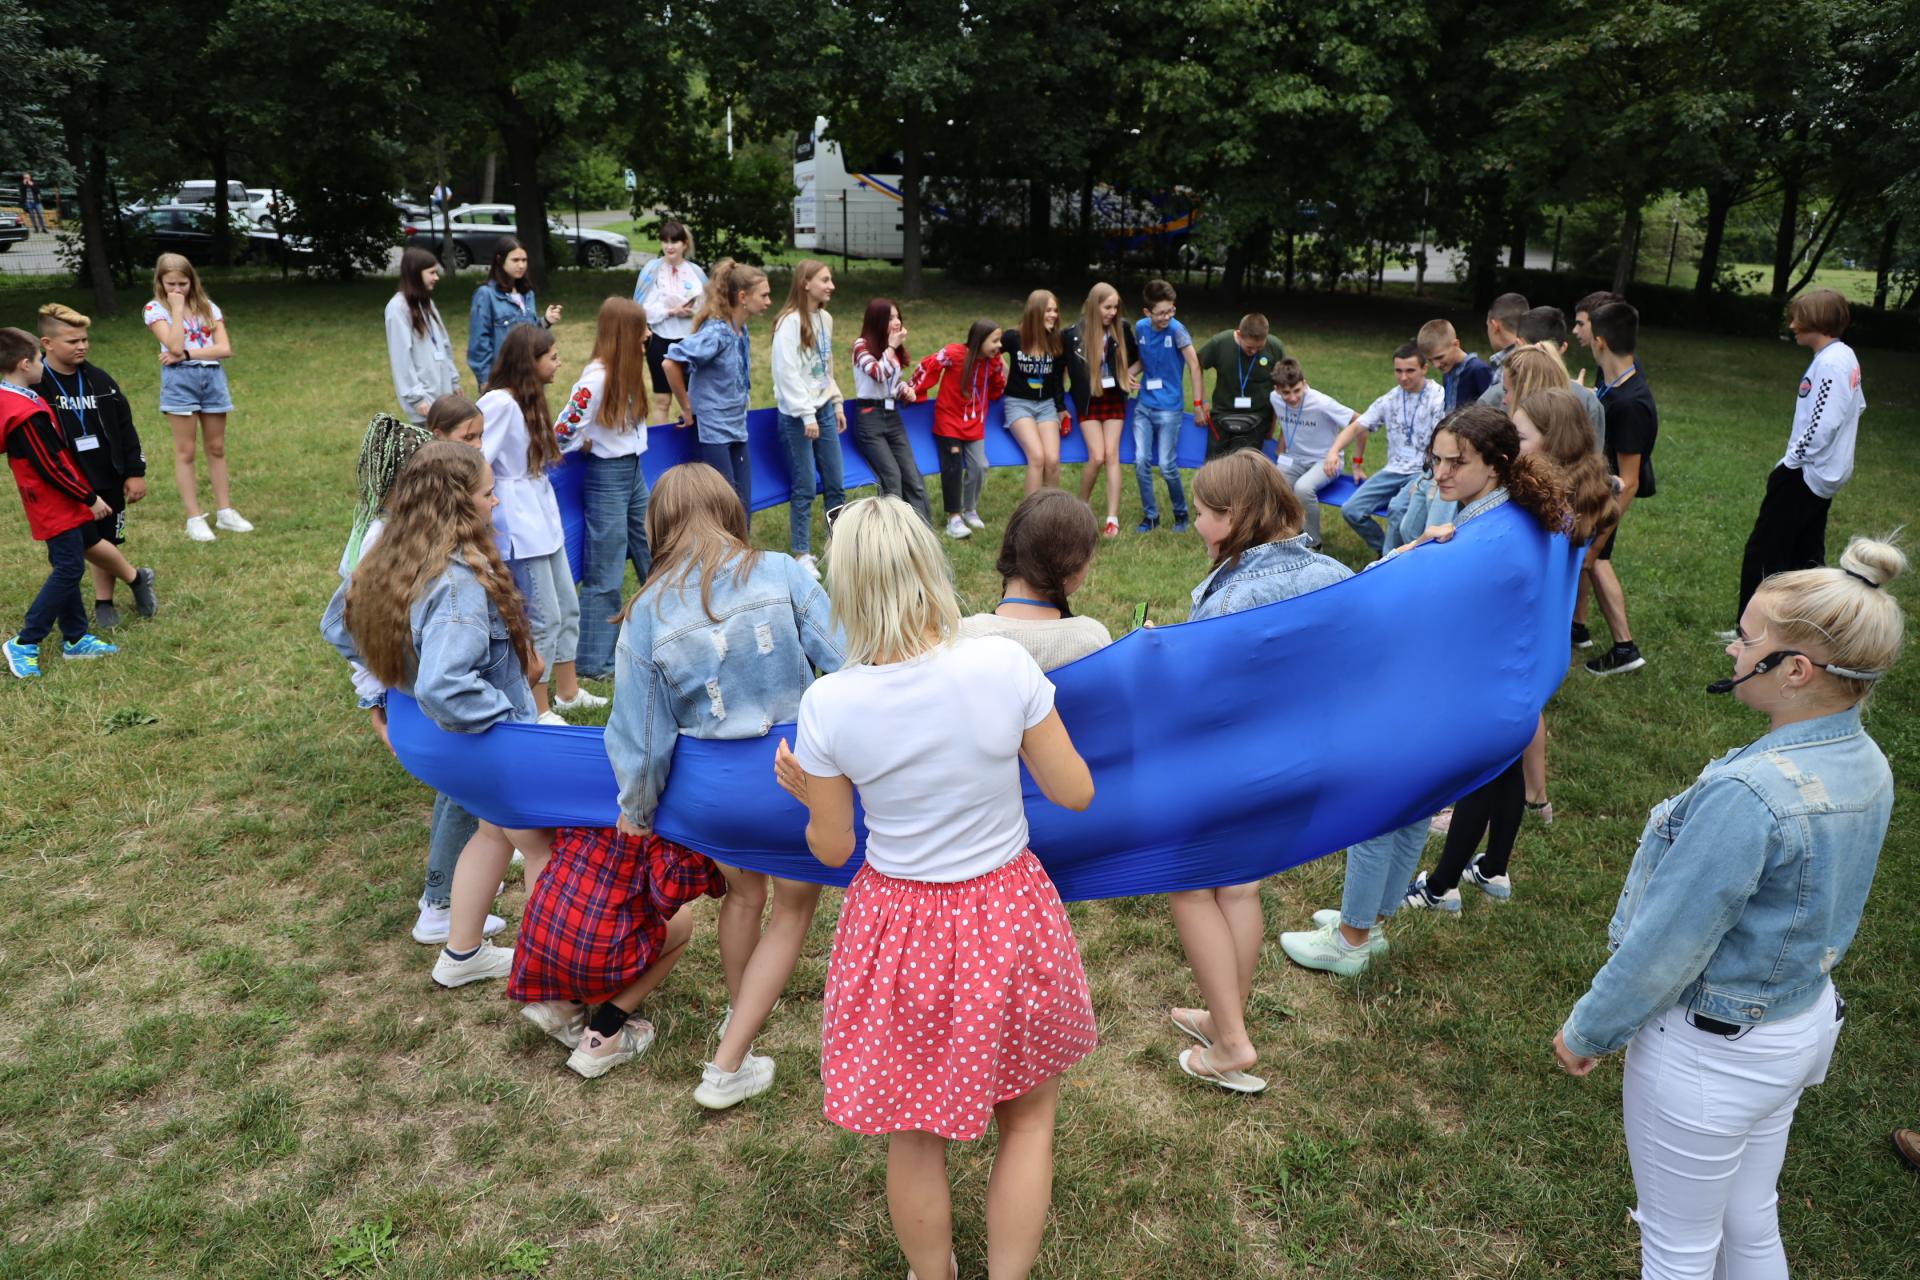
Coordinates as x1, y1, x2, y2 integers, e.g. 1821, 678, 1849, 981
388, 499, 1578, 902
549, 401, 1383, 580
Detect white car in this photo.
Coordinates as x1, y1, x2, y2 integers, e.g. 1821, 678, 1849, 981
403, 202, 631, 269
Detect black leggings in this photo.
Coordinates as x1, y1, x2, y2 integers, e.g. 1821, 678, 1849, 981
1427, 756, 1525, 893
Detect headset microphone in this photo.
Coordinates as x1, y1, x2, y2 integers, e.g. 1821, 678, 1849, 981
1706, 650, 1801, 695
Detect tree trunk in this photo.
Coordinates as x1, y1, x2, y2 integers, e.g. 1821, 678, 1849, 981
1873, 214, 1901, 311
502, 104, 550, 289
62, 113, 117, 316
900, 101, 924, 299
1284, 227, 1297, 293
1695, 181, 1733, 296
1786, 196, 1853, 299
482, 151, 497, 204
1027, 176, 1049, 270
211, 142, 232, 268
1769, 166, 1801, 302
1507, 210, 1527, 269
1610, 200, 1642, 296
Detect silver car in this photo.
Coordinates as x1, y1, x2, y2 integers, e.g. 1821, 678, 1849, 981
402, 202, 630, 270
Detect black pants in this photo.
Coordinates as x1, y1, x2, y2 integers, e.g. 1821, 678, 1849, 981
1737, 465, 1831, 621
851, 400, 930, 523
1427, 756, 1525, 893
22, 525, 93, 646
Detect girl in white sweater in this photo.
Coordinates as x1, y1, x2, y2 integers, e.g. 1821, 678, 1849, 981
770, 260, 847, 578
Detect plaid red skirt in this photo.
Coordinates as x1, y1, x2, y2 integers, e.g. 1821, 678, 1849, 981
1083, 392, 1128, 422
507, 827, 727, 1005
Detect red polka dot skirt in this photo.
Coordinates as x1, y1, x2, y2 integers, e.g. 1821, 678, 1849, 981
820, 849, 1098, 1141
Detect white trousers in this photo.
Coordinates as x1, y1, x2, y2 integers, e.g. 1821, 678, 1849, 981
1622, 982, 1842, 1280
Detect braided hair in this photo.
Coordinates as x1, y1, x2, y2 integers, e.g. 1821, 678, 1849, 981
347, 413, 433, 568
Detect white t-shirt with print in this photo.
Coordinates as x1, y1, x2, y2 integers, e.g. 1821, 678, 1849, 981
1271, 386, 1356, 465
795, 635, 1055, 883
1357, 380, 1446, 475
143, 298, 225, 362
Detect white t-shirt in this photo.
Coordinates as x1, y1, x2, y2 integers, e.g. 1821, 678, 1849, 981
794, 636, 1054, 883
1781, 340, 1865, 499
1270, 385, 1355, 464
143, 298, 224, 364
556, 359, 648, 459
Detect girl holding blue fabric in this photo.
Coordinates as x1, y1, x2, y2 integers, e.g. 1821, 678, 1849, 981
333, 442, 553, 990
662, 259, 770, 515
1554, 536, 1903, 1280
1172, 450, 1351, 1094
467, 237, 562, 387
770, 259, 847, 579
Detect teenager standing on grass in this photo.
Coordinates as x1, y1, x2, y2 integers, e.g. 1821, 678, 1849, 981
1473, 291, 1529, 407
1131, 280, 1200, 533
479, 325, 602, 720
849, 298, 931, 521
145, 254, 251, 542
467, 237, 562, 388
1731, 288, 1864, 636
556, 298, 653, 681
633, 221, 707, 425
1556, 537, 1903, 1280
911, 319, 1006, 541
1001, 289, 1072, 496
1585, 301, 1657, 676
662, 259, 770, 516
770, 259, 848, 579
34, 305, 158, 630
777, 494, 1097, 1280
1063, 282, 1138, 537
385, 246, 461, 424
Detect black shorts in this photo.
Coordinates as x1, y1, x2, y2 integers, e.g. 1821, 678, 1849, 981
645, 333, 675, 392
1593, 522, 1618, 561
89, 482, 127, 546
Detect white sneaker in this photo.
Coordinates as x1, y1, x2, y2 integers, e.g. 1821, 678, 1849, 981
536, 710, 568, 726
411, 899, 505, 945
1308, 909, 1388, 954
553, 688, 608, 712
184, 514, 216, 542
431, 940, 514, 988
795, 553, 821, 580
566, 1016, 656, 1079
214, 507, 254, 533
693, 1052, 776, 1110
713, 1005, 734, 1043
962, 510, 985, 530
944, 514, 971, 540
1279, 922, 1374, 976
521, 1000, 588, 1048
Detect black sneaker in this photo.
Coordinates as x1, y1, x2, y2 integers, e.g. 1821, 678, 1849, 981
130, 566, 159, 617
1585, 642, 1646, 677
1571, 621, 1592, 649
93, 600, 122, 630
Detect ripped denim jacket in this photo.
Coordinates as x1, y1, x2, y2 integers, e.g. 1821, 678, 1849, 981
1562, 707, 1892, 1057
604, 550, 845, 830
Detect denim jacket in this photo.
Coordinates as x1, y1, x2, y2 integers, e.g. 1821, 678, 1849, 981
467, 282, 545, 388
321, 557, 537, 733
1187, 535, 1353, 622
664, 317, 751, 445
1562, 707, 1892, 1058
605, 550, 845, 829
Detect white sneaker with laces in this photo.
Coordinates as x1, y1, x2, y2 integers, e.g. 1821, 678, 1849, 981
536, 710, 568, 726
521, 1000, 588, 1048
554, 687, 609, 712
962, 510, 985, 530
184, 515, 216, 542
431, 940, 514, 988
411, 899, 505, 945
796, 553, 821, 580
214, 507, 254, 533
567, 1016, 656, 1078
943, 514, 971, 540
1464, 855, 1513, 901
693, 1052, 776, 1109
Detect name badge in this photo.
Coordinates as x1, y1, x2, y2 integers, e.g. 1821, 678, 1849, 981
1163, 336, 1173, 348
884, 398, 895, 411
1233, 396, 1253, 409
74, 434, 102, 452
1102, 375, 1117, 389
1146, 378, 1164, 391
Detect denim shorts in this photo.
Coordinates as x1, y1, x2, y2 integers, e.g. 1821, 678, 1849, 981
159, 362, 234, 414
1001, 395, 1060, 426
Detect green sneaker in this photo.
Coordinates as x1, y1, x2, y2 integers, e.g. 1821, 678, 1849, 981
61, 633, 119, 660
4, 635, 40, 678
1280, 922, 1375, 976
1309, 909, 1388, 955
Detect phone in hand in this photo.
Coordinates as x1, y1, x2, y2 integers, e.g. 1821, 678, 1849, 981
1132, 602, 1150, 630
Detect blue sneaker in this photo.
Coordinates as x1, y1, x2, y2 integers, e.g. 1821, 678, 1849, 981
61, 633, 119, 661
1403, 872, 1462, 913
1172, 513, 1190, 532
1135, 517, 1158, 533
4, 635, 40, 678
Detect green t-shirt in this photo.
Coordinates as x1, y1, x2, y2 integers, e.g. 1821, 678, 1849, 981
1196, 331, 1288, 422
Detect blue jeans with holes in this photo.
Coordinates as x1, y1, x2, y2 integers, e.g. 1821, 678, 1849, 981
578, 452, 651, 679
1341, 468, 1417, 556
1339, 817, 1432, 932
777, 403, 846, 556
1134, 408, 1187, 523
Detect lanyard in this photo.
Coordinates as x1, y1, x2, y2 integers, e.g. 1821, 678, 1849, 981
1236, 349, 1256, 399
42, 366, 92, 436
999, 597, 1055, 610
1595, 362, 1640, 401
1400, 388, 1420, 439
1280, 399, 1303, 448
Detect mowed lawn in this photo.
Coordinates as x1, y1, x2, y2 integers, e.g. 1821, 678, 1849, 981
1, 267, 1916, 1280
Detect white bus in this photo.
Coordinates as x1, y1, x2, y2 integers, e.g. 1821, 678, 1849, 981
794, 118, 909, 262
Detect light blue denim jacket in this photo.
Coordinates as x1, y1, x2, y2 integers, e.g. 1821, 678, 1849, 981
605, 550, 845, 829
1562, 707, 1892, 1057
664, 317, 751, 444
467, 282, 545, 387
322, 558, 538, 733
1188, 535, 1353, 622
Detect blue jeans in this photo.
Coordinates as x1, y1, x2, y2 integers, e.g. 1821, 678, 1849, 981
1398, 475, 1459, 545
424, 791, 478, 910
699, 440, 752, 515
578, 452, 651, 679
1339, 817, 1432, 932
1341, 469, 1417, 556
777, 404, 846, 555
24, 197, 46, 234
22, 526, 89, 646
1134, 408, 1187, 523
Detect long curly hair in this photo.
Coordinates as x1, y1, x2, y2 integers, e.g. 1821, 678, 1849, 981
485, 325, 560, 472
1517, 388, 1616, 547
620, 462, 762, 624
345, 442, 533, 687
1432, 405, 1569, 534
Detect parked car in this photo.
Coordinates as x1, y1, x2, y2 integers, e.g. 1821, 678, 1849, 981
402, 203, 630, 269
0, 210, 27, 251
121, 203, 293, 266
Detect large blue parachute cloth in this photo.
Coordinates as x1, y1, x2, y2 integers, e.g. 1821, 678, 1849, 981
387, 477, 1580, 901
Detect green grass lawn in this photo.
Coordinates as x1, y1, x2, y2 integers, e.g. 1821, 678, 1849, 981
2, 268, 1916, 1279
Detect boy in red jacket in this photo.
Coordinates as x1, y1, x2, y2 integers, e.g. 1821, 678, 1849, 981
2, 327, 119, 677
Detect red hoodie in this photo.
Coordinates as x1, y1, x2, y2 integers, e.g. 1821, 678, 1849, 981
3, 382, 96, 540
910, 341, 1006, 441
